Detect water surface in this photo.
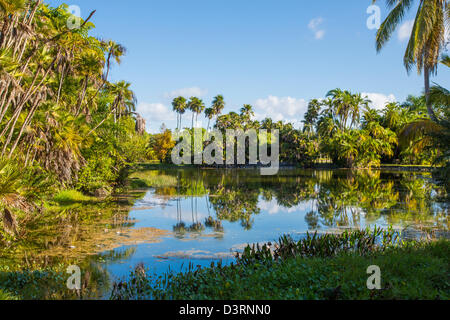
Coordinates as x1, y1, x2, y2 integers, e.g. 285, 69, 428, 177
2, 169, 448, 298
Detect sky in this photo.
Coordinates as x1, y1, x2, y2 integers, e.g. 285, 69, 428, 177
48, 0, 449, 132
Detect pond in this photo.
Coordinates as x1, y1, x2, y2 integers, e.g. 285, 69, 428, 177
1, 168, 448, 299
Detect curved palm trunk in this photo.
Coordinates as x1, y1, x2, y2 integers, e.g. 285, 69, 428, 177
424, 67, 438, 123
8, 96, 42, 158
76, 76, 89, 116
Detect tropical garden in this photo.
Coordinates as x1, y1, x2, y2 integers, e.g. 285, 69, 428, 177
0, 0, 448, 301
0, 1, 149, 242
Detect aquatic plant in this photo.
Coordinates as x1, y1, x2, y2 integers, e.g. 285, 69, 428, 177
236, 227, 404, 265
109, 233, 449, 300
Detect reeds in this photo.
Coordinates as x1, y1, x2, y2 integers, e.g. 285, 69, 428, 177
237, 227, 404, 265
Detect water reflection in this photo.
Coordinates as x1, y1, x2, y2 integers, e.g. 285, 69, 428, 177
147, 169, 448, 235
1, 169, 448, 299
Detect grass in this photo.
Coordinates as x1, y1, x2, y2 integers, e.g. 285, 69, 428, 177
53, 190, 98, 205
128, 171, 178, 189
110, 231, 450, 300
0, 289, 18, 300
0, 262, 110, 300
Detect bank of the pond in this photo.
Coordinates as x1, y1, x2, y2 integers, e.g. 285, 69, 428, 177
110, 237, 450, 300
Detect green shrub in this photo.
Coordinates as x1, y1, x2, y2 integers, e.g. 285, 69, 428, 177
76, 155, 118, 194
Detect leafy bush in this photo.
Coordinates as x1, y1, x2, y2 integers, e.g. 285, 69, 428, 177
76, 154, 118, 194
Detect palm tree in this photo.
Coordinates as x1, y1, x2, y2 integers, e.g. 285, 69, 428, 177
88, 81, 136, 135
240, 104, 254, 127
351, 93, 371, 128
0, 0, 26, 48
374, 0, 448, 122
109, 81, 136, 119
204, 107, 214, 131
187, 97, 205, 129
362, 107, 382, 128
88, 40, 126, 104
401, 94, 427, 116
382, 102, 403, 132
211, 94, 225, 124
303, 99, 322, 135
172, 96, 187, 130
326, 89, 369, 130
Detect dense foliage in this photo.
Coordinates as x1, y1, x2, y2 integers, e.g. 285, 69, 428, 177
161, 87, 448, 170
0, 1, 148, 240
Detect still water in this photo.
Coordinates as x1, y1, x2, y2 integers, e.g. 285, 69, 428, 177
106, 169, 448, 278
2, 168, 449, 298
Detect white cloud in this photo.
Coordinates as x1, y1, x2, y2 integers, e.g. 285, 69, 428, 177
163, 87, 208, 99
136, 102, 176, 133
308, 17, 323, 30
253, 96, 308, 124
314, 30, 325, 40
259, 199, 313, 215
361, 93, 397, 110
398, 20, 414, 41
308, 17, 325, 40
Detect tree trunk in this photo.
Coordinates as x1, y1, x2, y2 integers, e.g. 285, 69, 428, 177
56, 63, 67, 104
0, 17, 10, 49
424, 66, 438, 123
75, 76, 89, 116
88, 106, 118, 136
8, 96, 41, 157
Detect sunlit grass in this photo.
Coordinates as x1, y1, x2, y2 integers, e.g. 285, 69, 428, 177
0, 288, 18, 300
128, 171, 178, 189
53, 190, 98, 205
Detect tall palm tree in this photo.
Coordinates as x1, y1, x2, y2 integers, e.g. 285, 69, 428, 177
351, 93, 371, 128
211, 94, 225, 123
240, 104, 254, 128
88, 40, 125, 104
303, 99, 322, 135
109, 81, 136, 119
326, 89, 369, 130
88, 81, 136, 135
374, 0, 448, 122
204, 107, 214, 131
172, 96, 187, 130
187, 97, 205, 129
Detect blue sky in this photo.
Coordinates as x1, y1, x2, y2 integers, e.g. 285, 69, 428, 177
49, 0, 449, 132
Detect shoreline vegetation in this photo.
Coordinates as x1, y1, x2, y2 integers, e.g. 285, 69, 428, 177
110, 229, 450, 300
1, 229, 448, 300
